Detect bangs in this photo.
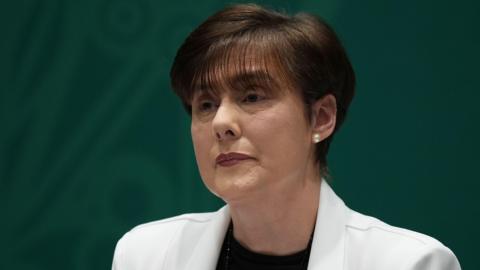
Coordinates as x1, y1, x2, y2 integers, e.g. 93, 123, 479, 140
174, 31, 294, 107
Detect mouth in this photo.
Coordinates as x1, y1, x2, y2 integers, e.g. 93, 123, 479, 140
216, 152, 253, 167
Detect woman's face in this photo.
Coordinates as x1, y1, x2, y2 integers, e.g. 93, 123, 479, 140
190, 70, 318, 203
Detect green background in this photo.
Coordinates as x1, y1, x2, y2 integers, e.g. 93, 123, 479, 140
1, 0, 478, 269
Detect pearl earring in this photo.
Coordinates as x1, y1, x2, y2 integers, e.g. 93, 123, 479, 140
312, 133, 321, 143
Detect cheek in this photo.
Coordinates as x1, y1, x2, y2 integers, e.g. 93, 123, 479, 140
191, 122, 210, 150
191, 124, 213, 178
247, 106, 311, 169
254, 104, 308, 142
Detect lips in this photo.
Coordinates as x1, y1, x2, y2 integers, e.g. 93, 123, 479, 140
216, 152, 253, 167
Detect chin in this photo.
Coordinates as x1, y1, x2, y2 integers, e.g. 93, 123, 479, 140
210, 174, 262, 202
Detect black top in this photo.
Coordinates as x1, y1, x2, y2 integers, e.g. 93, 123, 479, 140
216, 225, 312, 270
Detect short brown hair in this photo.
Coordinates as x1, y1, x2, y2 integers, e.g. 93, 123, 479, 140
170, 3, 355, 178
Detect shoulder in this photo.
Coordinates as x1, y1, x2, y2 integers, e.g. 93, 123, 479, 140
112, 211, 218, 270
344, 209, 461, 270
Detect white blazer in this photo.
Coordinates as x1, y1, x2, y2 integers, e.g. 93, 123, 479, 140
112, 181, 461, 270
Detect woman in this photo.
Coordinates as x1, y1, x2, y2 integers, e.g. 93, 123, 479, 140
112, 4, 460, 270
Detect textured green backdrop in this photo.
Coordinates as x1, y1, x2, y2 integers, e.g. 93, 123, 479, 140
1, 0, 478, 269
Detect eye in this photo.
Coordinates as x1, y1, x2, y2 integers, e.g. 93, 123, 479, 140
242, 92, 265, 103
199, 100, 216, 112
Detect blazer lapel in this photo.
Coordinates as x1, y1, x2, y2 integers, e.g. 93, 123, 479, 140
307, 180, 347, 270
183, 206, 231, 270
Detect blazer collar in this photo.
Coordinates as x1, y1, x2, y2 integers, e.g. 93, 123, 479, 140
184, 180, 347, 270
308, 180, 347, 269
183, 206, 230, 270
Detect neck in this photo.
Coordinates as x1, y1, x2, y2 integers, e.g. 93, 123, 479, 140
228, 174, 321, 256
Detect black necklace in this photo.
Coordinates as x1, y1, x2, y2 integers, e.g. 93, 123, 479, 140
223, 222, 314, 270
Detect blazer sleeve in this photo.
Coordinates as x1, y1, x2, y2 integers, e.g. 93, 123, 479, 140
111, 234, 127, 270
401, 243, 461, 270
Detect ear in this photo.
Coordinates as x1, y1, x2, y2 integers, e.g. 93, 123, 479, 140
311, 94, 337, 142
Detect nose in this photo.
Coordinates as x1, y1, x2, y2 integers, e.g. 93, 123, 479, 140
212, 100, 241, 141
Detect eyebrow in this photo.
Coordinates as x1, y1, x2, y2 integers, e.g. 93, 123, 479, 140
191, 69, 281, 101
232, 70, 275, 84
228, 69, 281, 93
